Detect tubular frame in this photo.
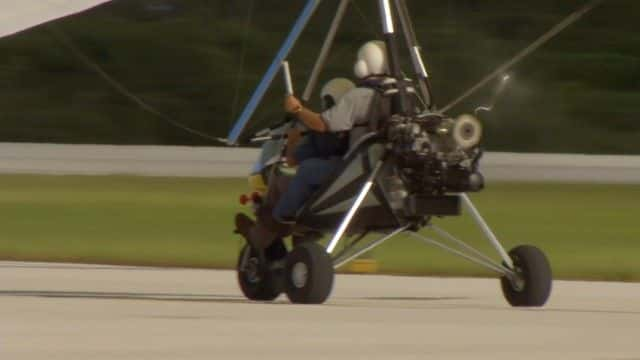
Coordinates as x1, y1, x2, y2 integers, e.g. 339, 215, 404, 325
326, 158, 385, 254
302, 0, 351, 102
227, 0, 322, 144
333, 226, 408, 269
461, 194, 514, 269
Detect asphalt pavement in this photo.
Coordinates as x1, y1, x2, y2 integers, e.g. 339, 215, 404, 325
0, 262, 638, 359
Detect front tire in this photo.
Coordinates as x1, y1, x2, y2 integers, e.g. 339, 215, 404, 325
236, 241, 286, 301
284, 242, 334, 304
500, 245, 552, 307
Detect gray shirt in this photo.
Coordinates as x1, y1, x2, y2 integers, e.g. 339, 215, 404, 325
321, 87, 376, 132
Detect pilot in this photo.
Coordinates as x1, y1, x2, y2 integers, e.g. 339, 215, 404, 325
236, 40, 393, 251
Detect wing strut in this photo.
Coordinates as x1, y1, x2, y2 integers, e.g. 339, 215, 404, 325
302, 0, 351, 102
226, 0, 322, 145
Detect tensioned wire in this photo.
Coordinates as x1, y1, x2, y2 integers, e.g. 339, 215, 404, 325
47, 0, 603, 143
441, 0, 605, 113
48, 25, 227, 144
230, 0, 256, 126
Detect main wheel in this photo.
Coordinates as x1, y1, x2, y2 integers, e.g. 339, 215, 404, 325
284, 242, 334, 304
500, 245, 552, 307
236, 240, 287, 301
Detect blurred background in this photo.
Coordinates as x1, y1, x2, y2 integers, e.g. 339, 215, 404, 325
0, 0, 638, 153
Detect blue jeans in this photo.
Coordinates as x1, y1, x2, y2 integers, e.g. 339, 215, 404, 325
273, 157, 341, 221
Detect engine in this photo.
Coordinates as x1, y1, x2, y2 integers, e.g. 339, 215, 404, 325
386, 112, 485, 195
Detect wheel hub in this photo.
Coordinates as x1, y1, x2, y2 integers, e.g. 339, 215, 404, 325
246, 257, 262, 284
291, 262, 309, 289
508, 266, 525, 292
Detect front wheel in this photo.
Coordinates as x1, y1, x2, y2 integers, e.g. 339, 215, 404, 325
236, 241, 286, 301
500, 245, 552, 307
284, 242, 334, 304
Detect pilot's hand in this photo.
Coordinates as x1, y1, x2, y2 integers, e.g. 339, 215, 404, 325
284, 95, 303, 114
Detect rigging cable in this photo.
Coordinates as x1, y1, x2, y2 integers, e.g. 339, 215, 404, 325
230, 0, 255, 124
48, 25, 227, 144
441, 0, 605, 113
317, 0, 380, 82
352, 0, 381, 39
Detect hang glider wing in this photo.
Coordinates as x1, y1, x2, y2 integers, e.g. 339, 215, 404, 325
0, 0, 112, 40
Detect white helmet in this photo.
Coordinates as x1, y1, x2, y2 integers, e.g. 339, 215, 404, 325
320, 78, 356, 110
353, 40, 389, 79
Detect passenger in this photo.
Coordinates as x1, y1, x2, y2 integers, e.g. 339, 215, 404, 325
286, 78, 356, 166
236, 40, 393, 250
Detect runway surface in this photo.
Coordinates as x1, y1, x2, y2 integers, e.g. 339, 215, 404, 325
3, 142, 640, 183
1, 262, 638, 360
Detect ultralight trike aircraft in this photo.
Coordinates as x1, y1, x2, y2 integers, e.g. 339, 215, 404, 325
2, 0, 605, 307
228, 0, 562, 306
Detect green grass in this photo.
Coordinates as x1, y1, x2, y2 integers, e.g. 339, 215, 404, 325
0, 174, 639, 281
0, 175, 244, 267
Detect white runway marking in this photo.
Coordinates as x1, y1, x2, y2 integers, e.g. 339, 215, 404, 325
0, 262, 638, 360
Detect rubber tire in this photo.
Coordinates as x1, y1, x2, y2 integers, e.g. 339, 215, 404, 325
236, 243, 284, 301
500, 245, 552, 307
284, 242, 334, 304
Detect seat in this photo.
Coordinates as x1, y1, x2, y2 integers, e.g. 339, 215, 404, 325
294, 135, 404, 234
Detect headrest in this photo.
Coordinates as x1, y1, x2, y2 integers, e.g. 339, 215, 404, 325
320, 78, 356, 110
354, 40, 389, 79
